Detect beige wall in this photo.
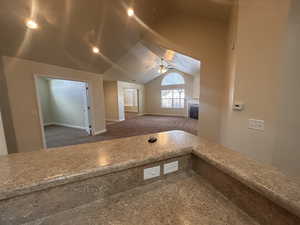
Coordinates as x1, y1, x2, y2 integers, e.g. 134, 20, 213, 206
0, 58, 18, 154
273, 0, 300, 177
145, 71, 193, 116
148, 15, 228, 142
103, 81, 119, 121
36, 77, 53, 125
0, 111, 8, 156
37, 78, 90, 130
220, 0, 292, 169
103, 81, 144, 121
220, 2, 238, 150
49, 79, 89, 129
2, 56, 106, 153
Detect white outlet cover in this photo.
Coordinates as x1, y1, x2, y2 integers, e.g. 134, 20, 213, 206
143, 166, 160, 180
163, 161, 179, 175
248, 119, 264, 131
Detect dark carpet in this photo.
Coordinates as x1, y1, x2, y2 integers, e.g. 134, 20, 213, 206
45, 115, 198, 148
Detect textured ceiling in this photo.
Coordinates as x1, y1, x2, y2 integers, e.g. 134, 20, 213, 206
0, 0, 231, 77
164, 0, 233, 21
104, 41, 200, 84
0, 0, 168, 74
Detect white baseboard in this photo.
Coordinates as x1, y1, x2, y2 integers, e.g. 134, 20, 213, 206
125, 110, 139, 113
144, 113, 186, 117
43, 122, 55, 126
44, 122, 87, 130
106, 119, 123, 122
94, 129, 107, 135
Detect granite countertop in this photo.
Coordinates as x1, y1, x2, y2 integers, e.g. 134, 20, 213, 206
0, 130, 300, 219
25, 171, 258, 225
193, 142, 300, 218
0, 130, 199, 200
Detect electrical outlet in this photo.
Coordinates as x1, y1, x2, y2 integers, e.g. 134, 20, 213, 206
143, 166, 160, 180
163, 161, 179, 175
248, 119, 264, 131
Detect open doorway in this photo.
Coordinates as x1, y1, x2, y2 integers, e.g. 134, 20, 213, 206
35, 76, 92, 148
124, 88, 139, 120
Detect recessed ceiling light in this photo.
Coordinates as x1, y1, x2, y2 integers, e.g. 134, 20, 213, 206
26, 19, 38, 29
127, 8, 134, 17
92, 46, 100, 54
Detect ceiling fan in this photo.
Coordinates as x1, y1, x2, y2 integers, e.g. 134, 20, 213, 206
158, 58, 175, 74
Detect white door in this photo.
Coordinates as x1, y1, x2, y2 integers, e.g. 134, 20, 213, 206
0, 111, 8, 156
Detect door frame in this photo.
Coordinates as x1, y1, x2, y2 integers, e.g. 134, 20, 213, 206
34, 74, 94, 149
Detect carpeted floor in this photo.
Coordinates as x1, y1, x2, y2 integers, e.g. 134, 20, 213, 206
45, 115, 198, 148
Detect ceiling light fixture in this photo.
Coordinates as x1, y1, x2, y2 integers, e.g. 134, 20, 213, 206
127, 8, 134, 17
159, 58, 168, 74
92, 46, 100, 54
26, 19, 39, 29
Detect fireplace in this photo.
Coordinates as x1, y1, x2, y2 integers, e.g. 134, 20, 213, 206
189, 104, 199, 120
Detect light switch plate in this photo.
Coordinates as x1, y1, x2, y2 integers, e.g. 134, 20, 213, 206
143, 166, 160, 180
248, 119, 264, 131
163, 161, 179, 175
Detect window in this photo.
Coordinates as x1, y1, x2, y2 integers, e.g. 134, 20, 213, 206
124, 89, 138, 107
161, 89, 185, 109
161, 72, 185, 86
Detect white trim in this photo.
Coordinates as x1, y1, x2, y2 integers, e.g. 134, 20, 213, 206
44, 122, 87, 130
43, 122, 55, 126
144, 113, 186, 117
125, 110, 139, 113
34, 75, 47, 149
105, 118, 124, 122
94, 129, 107, 135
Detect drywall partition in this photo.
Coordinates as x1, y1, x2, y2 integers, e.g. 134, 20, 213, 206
103, 81, 119, 121
145, 71, 193, 116
272, 0, 300, 178
2, 56, 106, 153
0, 111, 8, 156
49, 79, 88, 130
146, 15, 228, 142
117, 83, 125, 121
220, 2, 238, 150
36, 77, 53, 125
220, 0, 291, 168
0, 58, 18, 154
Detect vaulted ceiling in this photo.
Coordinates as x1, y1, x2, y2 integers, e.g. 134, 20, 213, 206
0, 0, 232, 81
104, 41, 201, 84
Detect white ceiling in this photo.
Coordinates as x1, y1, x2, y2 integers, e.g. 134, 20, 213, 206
164, 0, 233, 21
103, 41, 201, 84
0, 0, 230, 76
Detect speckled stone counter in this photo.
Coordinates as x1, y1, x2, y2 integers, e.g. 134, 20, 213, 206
24, 171, 259, 225
1, 130, 300, 225
0, 130, 198, 200
193, 142, 300, 220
